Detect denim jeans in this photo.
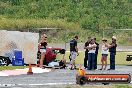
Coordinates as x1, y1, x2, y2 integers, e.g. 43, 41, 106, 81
84, 52, 88, 68
110, 53, 115, 69
94, 53, 98, 69
87, 53, 95, 70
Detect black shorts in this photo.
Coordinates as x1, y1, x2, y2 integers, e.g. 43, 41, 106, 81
102, 54, 108, 57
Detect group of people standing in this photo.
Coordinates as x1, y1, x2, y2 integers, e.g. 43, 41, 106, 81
70, 36, 117, 70
38, 34, 117, 70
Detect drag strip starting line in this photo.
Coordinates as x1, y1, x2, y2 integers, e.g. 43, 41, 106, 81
0, 67, 51, 76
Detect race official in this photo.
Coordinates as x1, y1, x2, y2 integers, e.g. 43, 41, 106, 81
107, 36, 117, 70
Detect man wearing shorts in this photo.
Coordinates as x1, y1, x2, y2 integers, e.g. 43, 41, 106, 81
70, 36, 79, 70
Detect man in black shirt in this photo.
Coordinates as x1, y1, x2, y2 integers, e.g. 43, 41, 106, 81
70, 36, 79, 70
108, 36, 117, 70
84, 37, 91, 69
93, 38, 99, 69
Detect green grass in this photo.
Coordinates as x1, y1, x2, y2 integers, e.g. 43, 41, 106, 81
0, 0, 132, 30
0, 0, 132, 45
0, 66, 26, 71
57, 52, 132, 65
0, 18, 80, 30
0, 17, 132, 45
0, 52, 131, 71
64, 85, 132, 88
115, 85, 132, 88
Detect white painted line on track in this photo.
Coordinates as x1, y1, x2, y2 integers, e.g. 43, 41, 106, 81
0, 83, 74, 87
28, 83, 74, 86
0, 82, 132, 87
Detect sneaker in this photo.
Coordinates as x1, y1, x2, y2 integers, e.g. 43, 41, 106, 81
74, 66, 77, 69
91, 69, 95, 70
84, 67, 87, 69
103, 68, 106, 70
70, 67, 74, 70
87, 68, 91, 70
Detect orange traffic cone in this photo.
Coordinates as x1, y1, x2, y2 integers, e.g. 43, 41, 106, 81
27, 64, 33, 75
78, 65, 86, 76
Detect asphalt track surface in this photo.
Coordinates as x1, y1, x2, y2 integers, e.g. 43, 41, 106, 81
0, 65, 132, 88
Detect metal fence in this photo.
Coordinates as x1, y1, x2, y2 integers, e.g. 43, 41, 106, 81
48, 43, 132, 52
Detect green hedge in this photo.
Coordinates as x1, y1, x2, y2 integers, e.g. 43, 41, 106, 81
0, 0, 132, 30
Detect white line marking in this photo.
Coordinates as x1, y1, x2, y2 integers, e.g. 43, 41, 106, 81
0, 83, 74, 86
28, 83, 74, 86
0, 81, 132, 87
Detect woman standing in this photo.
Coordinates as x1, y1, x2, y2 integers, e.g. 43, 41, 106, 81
38, 34, 47, 68
99, 38, 109, 70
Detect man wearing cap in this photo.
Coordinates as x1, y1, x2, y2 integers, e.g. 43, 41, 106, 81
107, 36, 117, 70
70, 36, 79, 70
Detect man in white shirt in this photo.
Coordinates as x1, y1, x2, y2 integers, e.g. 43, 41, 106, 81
86, 38, 97, 70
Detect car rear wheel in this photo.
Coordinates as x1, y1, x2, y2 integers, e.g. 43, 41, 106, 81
76, 76, 86, 85
0, 56, 11, 66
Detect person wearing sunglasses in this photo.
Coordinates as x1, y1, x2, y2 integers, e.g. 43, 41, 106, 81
38, 34, 47, 68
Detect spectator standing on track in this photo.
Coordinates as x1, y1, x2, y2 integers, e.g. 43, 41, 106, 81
93, 38, 99, 70
86, 38, 97, 70
84, 37, 91, 69
99, 38, 109, 70
106, 36, 117, 70
70, 36, 79, 70
38, 34, 48, 68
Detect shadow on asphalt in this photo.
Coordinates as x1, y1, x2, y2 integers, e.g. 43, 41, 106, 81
126, 65, 132, 66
